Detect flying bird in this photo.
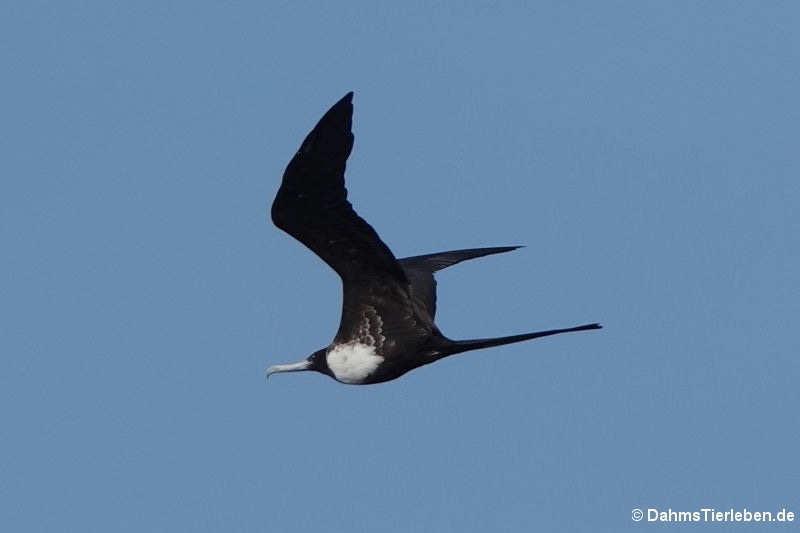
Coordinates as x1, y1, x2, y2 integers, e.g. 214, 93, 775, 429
267, 92, 600, 385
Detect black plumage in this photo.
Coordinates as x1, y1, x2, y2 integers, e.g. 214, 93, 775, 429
267, 93, 600, 385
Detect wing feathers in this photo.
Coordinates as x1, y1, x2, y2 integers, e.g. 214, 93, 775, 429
271, 93, 406, 283
399, 247, 522, 320
399, 246, 521, 273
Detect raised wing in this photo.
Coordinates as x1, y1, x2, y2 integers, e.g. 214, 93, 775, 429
271, 92, 407, 283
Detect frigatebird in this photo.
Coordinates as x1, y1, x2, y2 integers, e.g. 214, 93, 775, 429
267, 92, 600, 385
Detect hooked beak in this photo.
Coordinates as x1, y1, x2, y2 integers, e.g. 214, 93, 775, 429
265, 359, 311, 380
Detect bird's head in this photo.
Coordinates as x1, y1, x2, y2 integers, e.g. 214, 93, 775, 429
265, 348, 330, 380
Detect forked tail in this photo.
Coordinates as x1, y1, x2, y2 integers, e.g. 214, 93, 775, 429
441, 323, 602, 357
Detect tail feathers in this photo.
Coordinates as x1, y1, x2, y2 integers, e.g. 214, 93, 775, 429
442, 323, 602, 356
399, 246, 521, 273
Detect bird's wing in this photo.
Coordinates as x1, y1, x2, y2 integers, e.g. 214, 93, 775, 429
271, 92, 407, 284
399, 247, 521, 319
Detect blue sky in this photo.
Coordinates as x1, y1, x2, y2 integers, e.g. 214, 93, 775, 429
2, 2, 798, 532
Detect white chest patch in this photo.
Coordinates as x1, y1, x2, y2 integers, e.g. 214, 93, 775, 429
326, 343, 384, 384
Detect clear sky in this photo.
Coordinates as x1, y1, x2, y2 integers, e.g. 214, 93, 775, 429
2, 2, 798, 532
